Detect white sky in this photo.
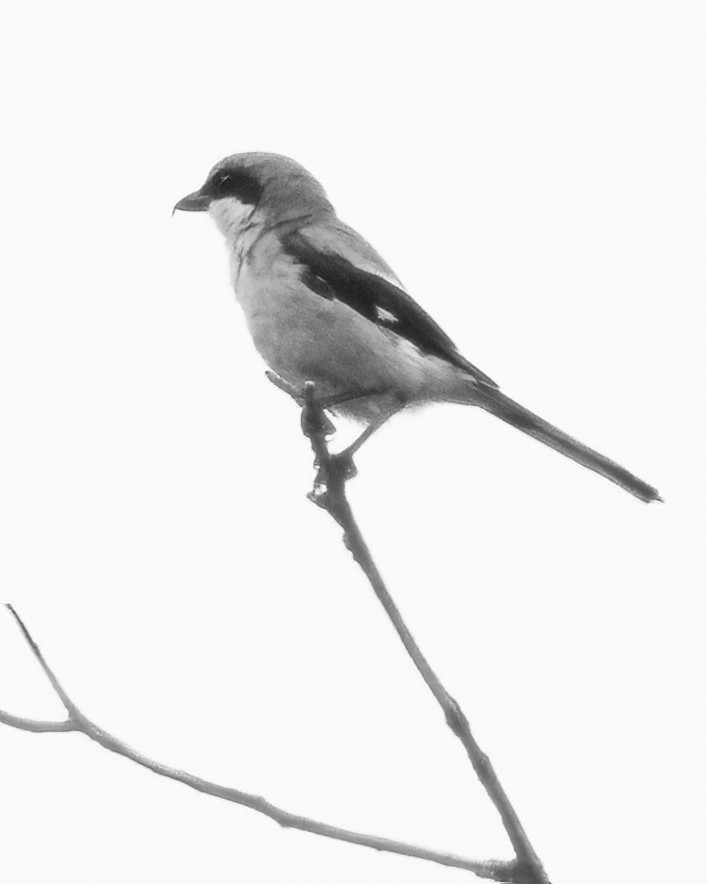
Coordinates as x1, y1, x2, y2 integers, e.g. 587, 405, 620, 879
0, 2, 705, 883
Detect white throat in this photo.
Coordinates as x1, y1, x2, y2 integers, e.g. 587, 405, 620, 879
209, 197, 259, 242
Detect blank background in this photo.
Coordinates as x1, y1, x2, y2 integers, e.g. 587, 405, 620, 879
0, 3, 704, 883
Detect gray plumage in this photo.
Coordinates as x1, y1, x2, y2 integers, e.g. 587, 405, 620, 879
174, 152, 660, 503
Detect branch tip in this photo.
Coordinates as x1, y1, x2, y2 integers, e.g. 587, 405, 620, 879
1, 605, 503, 878
5, 604, 81, 720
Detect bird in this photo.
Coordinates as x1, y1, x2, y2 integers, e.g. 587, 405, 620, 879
174, 152, 660, 503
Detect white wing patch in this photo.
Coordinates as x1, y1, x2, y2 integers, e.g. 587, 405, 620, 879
375, 305, 399, 325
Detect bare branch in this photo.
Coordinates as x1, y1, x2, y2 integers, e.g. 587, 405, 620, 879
301, 385, 551, 884
0, 604, 512, 881
6, 604, 83, 720
0, 710, 75, 733
1, 385, 552, 883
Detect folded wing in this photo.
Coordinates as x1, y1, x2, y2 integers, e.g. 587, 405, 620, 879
279, 223, 498, 388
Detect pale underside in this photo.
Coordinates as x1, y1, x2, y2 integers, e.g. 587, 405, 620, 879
208, 199, 478, 428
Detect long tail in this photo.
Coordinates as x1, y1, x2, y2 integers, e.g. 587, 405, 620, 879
472, 386, 660, 503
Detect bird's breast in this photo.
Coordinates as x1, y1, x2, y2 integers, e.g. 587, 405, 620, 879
233, 249, 341, 380
228, 235, 466, 410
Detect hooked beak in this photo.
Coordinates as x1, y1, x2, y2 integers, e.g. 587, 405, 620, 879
172, 189, 211, 215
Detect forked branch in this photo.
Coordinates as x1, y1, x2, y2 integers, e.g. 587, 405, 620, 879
0, 603, 511, 879
0, 382, 550, 883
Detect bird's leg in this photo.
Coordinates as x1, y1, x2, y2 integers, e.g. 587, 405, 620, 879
299, 386, 384, 444
267, 371, 391, 456
329, 394, 406, 478
265, 372, 337, 438
298, 383, 394, 491
327, 417, 390, 480
321, 390, 404, 479
270, 374, 399, 481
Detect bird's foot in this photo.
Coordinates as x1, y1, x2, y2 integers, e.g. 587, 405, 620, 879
300, 389, 336, 441
326, 447, 359, 482
308, 447, 358, 509
298, 381, 390, 446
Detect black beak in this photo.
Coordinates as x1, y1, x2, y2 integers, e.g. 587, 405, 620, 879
172, 189, 211, 215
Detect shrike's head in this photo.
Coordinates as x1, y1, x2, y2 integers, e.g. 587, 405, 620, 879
173, 152, 333, 239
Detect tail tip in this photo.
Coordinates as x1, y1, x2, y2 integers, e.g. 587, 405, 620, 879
641, 486, 663, 504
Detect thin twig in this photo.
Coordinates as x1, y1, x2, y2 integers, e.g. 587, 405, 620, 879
0, 603, 510, 881
0, 710, 76, 733
1, 386, 551, 883
6, 604, 82, 719
302, 383, 551, 884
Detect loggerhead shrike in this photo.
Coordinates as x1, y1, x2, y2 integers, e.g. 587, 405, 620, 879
174, 152, 659, 502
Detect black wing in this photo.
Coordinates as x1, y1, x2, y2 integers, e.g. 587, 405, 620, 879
280, 229, 498, 387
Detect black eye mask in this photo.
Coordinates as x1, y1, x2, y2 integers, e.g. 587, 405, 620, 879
206, 170, 263, 205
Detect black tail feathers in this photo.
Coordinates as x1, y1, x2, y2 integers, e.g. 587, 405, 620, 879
474, 387, 660, 503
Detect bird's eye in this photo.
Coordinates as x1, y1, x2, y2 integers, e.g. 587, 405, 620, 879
209, 172, 231, 192
205, 168, 264, 205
